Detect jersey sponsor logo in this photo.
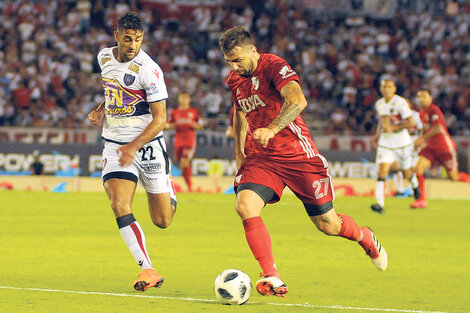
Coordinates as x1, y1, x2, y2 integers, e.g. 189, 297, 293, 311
102, 78, 141, 117
128, 63, 140, 74
101, 57, 111, 65
152, 69, 160, 79
279, 65, 296, 79
123, 73, 135, 86
235, 174, 242, 183
146, 82, 160, 97
237, 94, 266, 113
252, 77, 259, 90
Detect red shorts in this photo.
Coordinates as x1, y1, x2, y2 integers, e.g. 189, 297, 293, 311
419, 146, 458, 172
173, 145, 195, 162
234, 156, 335, 206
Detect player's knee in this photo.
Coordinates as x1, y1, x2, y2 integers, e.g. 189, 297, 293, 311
151, 215, 172, 228
315, 220, 341, 236
235, 200, 261, 220
110, 200, 131, 216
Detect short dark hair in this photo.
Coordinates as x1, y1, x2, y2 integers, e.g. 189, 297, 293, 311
219, 25, 254, 54
418, 87, 432, 95
117, 12, 143, 32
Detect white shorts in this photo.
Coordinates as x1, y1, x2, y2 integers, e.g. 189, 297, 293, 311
376, 145, 413, 170
101, 138, 172, 194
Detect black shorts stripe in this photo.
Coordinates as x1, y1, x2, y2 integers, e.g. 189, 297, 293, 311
235, 183, 279, 205
304, 201, 333, 216
103, 171, 138, 183
156, 137, 170, 175
102, 136, 162, 145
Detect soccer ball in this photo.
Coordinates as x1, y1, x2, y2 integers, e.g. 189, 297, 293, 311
214, 269, 252, 305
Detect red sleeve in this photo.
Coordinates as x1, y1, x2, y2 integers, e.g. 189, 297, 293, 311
169, 109, 176, 123
194, 108, 200, 122
226, 73, 241, 109
266, 58, 300, 93
430, 106, 444, 126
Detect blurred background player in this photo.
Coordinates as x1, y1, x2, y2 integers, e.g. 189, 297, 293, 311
167, 92, 203, 192
411, 88, 470, 208
391, 99, 423, 197
88, 12, 176, 292
371, 79, 419, 214
220, 25, 387, 298
30, 150, 44, 175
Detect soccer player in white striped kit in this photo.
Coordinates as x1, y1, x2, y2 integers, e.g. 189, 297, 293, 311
88, 12, 176, 291
371, 79, 420, 213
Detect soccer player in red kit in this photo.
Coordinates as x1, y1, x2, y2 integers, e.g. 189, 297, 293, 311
167, 92, 203, 192
219, 25, 388, 298
410, 88, 469, 208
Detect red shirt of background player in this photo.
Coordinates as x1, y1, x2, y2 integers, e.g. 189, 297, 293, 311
419, 103, 456, 152
169, 106, 200, 148
226, 53, 318, 161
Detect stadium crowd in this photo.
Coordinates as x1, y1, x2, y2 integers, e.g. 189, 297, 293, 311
0, 0, 469, 135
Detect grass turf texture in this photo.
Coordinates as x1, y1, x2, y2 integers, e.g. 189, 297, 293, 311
0, 191, 468, 313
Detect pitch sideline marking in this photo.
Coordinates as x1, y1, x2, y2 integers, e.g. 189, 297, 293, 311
0, 285, 449, 313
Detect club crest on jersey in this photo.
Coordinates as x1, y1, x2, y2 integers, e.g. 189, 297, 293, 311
123, 73, 135, 86
252, 77, 259, 90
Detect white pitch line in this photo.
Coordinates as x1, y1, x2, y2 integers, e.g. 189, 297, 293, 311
0, 286, 450, 313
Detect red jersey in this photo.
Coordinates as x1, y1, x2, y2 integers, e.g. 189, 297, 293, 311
226, 53, 318, 160
169, 107, 200, 147
420, 103, 456, 152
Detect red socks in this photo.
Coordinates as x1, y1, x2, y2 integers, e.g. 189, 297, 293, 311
337, 214, 362, 241
417, 173, 426, 200
242, 217, 279, 278
182, 167, 192, 191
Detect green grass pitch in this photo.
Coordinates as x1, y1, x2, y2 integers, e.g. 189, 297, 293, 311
0, 191, 469, 313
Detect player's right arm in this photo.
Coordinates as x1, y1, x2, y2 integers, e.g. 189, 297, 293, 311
88, 99, 105, 126
233, 106, 247, 169
414, 123, 444, 150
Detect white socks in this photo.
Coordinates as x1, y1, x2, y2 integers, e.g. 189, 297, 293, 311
376, 180, 385, 208
117, 214, 153, 270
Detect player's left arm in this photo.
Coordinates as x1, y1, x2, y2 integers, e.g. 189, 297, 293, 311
116, 100, 167, 166
252, 81, 307, 148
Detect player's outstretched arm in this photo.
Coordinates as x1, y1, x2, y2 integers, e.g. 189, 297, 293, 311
233, 107, 247, 169
88, 100, 105, 126
117, 100, 167, 167
253, 81, 307, 148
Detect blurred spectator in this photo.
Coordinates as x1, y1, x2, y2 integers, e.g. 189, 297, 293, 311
0, 0, 468, 135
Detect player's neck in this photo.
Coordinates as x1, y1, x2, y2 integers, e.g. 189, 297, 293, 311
384, 95, 395, 102
252, 52, 261, 73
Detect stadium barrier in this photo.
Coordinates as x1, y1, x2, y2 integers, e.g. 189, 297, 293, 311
0, 175, 468, 200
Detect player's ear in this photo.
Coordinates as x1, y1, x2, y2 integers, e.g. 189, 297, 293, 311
114, 30, 119, 42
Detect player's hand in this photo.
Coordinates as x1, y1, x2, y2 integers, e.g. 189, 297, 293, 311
252, 127, 275, 148
88, 110, 104, 126
116, 143, 138, 167
414, 137, 426, 150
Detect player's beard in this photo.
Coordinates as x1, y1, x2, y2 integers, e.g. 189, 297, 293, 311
237, 59, 255, 77
121, 48, 138, 62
